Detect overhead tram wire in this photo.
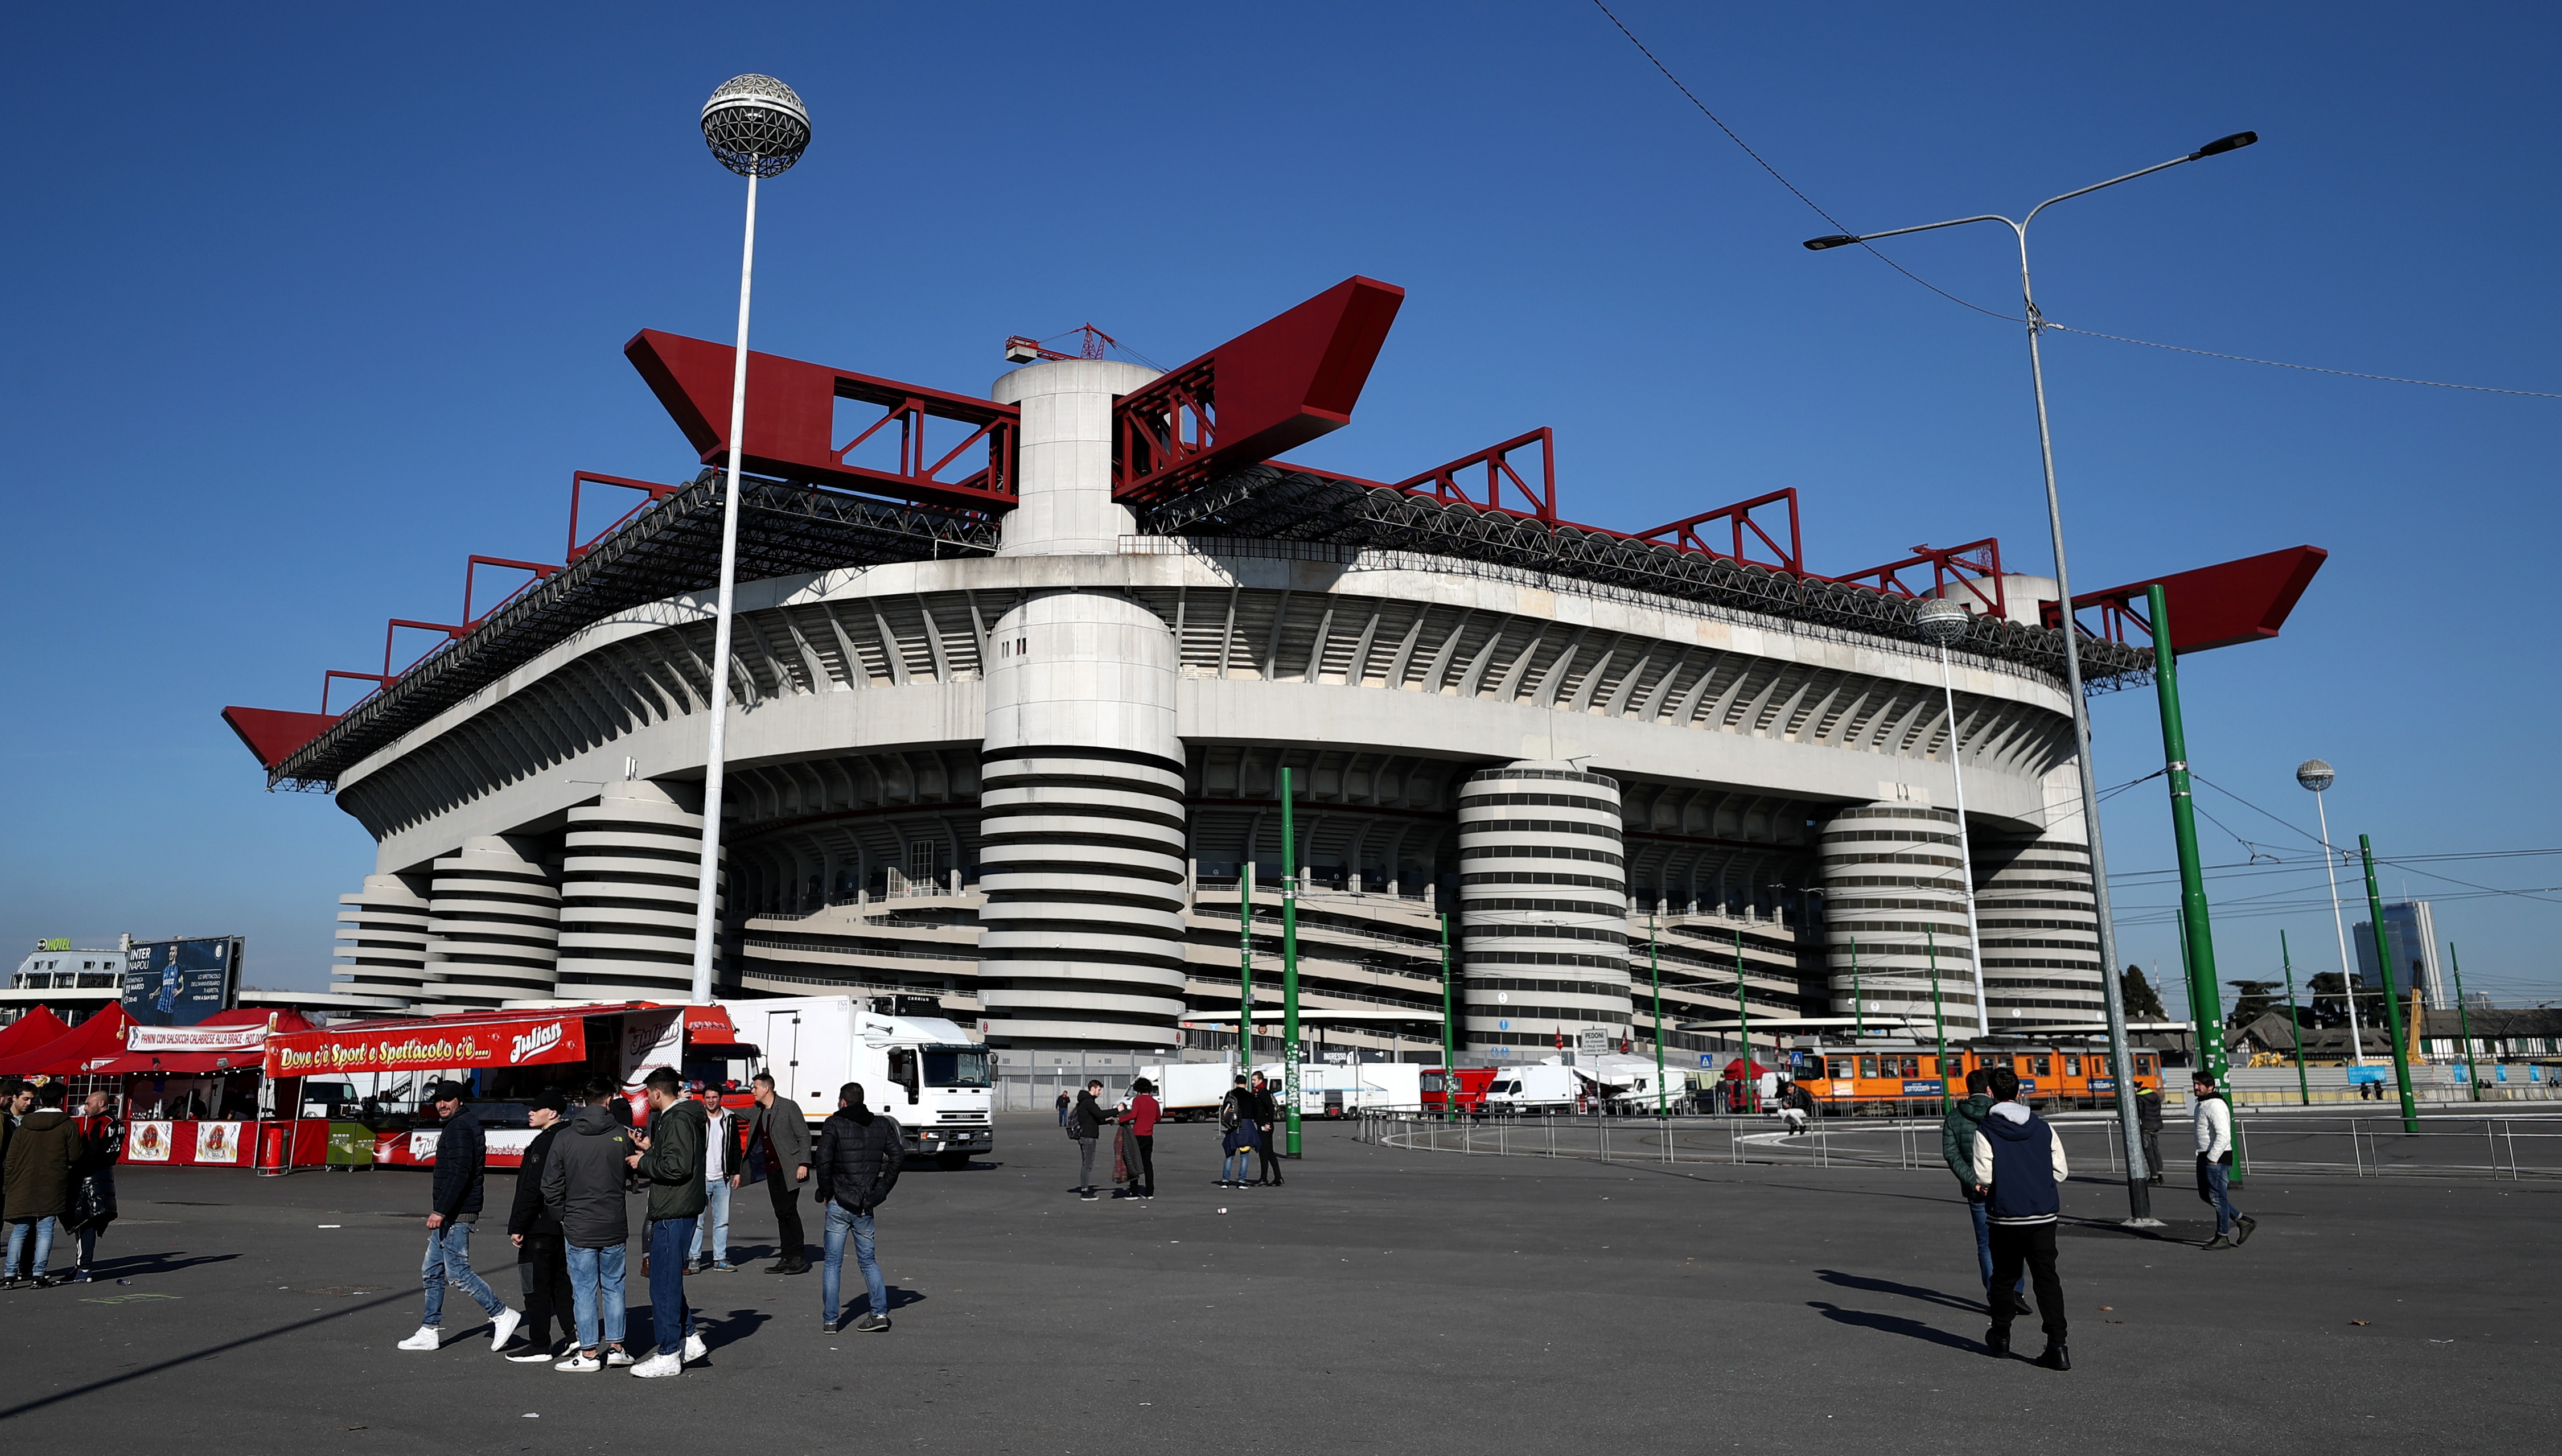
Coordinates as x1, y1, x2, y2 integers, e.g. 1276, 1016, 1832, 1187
1585, 0, 2562, 403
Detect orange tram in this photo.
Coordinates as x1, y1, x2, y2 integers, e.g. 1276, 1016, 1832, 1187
1787, 1038, 2163, 1113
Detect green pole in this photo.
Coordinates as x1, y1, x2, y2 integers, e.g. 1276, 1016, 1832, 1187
1852, 937, 1864, 1038
2450, 941, 2479, 1103
1650, 914, 1666, 1116
1733, 929, 1755, 1113
1440, 911, 1456, 1121
1238, 862, 1254, 1077
2357, 835, 2419, 1132
1928, 928, 1949, 1114
1281, 766, 1302, 1158
2145, 583, 2228, 1089
2281, 930, 2310, 1107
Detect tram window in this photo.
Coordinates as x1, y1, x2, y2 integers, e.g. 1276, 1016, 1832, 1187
2031, 1055, 2051, 1076
1854, 1056, 1874, 1079
1987, 1054, 2012, 1071
2136, 1054, 2157, 1074
1828, 1058, 1855, 1080
2094, 1056, 2111, 1076
2065, 1056, 2083, 1077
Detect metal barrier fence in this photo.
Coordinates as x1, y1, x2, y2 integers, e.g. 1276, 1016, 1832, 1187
1355, 1108, 2562, 1181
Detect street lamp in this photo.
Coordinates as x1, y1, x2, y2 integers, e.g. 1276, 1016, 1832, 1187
1803, 131, 2256, 1224
1912, 598, 1991, 1038
687, 76, 812, 1003
2296, 758, 2367, 1067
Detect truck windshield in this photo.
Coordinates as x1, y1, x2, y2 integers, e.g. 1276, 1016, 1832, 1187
924, 1047, 991, 1088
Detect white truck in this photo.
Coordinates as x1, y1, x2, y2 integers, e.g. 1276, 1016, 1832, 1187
719, 996, 993, 1169
1481, 1062, 1600, 1114
1250, 1061, 1424, 1117
1137, 1061, 1248, 1121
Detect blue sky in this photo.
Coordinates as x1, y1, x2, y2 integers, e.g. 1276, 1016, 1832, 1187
6, 3, 2557, 1006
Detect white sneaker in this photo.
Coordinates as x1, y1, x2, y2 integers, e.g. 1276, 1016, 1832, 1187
603, 1347, 635, 1367
682, 1331, 708, 1362
396, 1326, 442, 1351
488, 1307, 523, 1352
554, 1352, 602, 1373
507, 1343, 558, 1363
629, 1351, 684, 1379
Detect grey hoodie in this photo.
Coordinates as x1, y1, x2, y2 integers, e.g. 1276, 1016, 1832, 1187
540, 1103, 635, 1249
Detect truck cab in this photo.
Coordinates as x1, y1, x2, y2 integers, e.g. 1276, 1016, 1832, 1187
722, 997, 993, 1169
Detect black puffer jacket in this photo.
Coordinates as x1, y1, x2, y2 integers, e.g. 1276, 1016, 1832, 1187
508, 1122, 565, 1239
541, 1103, 635, 1249
813, 1103, 903, 1214
430, 1104, 486, 1220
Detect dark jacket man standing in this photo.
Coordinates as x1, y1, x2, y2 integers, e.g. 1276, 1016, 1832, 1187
1940, 1068, 2026, 1313
1070, 1081, 1111, 1200
1967, 1067, 2071, 1369
1248, 1073, 1284, 1186
398, 1083, 519, 1354
2135, 1084, 2165, 1186
627, 1067, 709, 1377
813, 1081, 902, 1332
749, 1072, 812, 1273
541, 1081, 636, 1371
504, 1092, 577, 1361
2, 1085, 84, 1288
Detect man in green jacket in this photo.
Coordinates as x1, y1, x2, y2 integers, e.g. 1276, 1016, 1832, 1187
1940, 1067, 2026, 1314
624, 1067, 709, 1378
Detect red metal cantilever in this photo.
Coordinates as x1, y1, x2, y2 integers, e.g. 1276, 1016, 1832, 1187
1392, 429, 1557, 524
1631, 490, 1804, 574
464, 556, 562, 627
567, 471, 679, 563
1831, 540, 2007, 622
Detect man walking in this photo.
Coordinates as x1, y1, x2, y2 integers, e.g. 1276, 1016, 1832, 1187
1967, 1067, 2070, 1370
627, 1067, 709, 1377
3, 1084, 84, 1288
70, 1090, 121, 1283
505, 1091, 577, 1362
542, 1080, 636, 1372
2193, 1071, 2254, 1250
2135, 1081, 2165, 1186
398, 1082, 520, 1353
689, 1086, 740, 1273
814, 1081, 902, 1333
1070, 1080, 1111, 1200
749, 1072, 811, 1274
1940, 1067, 2027, 1315
1248, 1072, 1284, 1186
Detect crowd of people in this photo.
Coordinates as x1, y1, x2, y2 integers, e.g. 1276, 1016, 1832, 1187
1, 1079, 123, 1288
399, 1068, 904, 1376
1054, 1071, 1288, 1199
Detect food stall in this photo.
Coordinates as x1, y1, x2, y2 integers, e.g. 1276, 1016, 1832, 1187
0, 1007, 327, 1170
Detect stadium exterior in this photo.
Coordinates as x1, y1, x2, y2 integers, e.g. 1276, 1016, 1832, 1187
227, 278, 2163, 1074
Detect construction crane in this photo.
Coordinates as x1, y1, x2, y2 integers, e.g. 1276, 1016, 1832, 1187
1003, 323, 1118, 364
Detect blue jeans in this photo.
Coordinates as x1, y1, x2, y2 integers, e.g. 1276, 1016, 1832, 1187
689, 1179, 733, 1266
645, 1217, 696, 1355
2197, 1155, 2242, 1235
1969, 1198, 2023, 1294
822, 1202, 886, 1324
7, 1217, 57, 1278
564, 1243, 627, 1352
421, 1220, 505, 1326
1222, 1150, 1255, 1183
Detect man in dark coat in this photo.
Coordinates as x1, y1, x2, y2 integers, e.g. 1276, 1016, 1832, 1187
1967, 1066, 2071, 1369
627, 1067, 709, 1376
398, 1081, 519, 1354
1070, 1080, 1112, 1200
2135, 1083, 2165, 1186
70, 1090, 122, 1283
813, 1081, 902, 1332
1248, 1072, 1284, 1186
1940, 1067, 2026, 1315
3, 1084, 84, 1288
542, 1079, 637, 1371
504, 1092, 577, 1361
749, 1072, 812, 1274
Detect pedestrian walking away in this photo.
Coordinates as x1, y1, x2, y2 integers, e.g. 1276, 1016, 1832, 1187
541, 1079, 638, 1372
1117, 1077, 1159, 1200
1070, 1080, 1111, 1200
1218, 1076, 1257, 1188
1940, 1067, 2028, 1314
398, 1081, 520, 1354
504, 1091, 578, 1363
2193, 1071, 2253, 1250
688, 1086, 741, 1273
3, 1083, 85, 1288
2135, 1083, 2165, 1186
1248, 1072, 1284, 1185
813, 1081, 902, 1333
627, 1066, 711, 1377
1967, 1067, 2070, 1370
749, 1072, 812, 1274
69, 1091, 122, 1283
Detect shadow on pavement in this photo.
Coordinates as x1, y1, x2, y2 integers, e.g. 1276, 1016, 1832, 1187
1814, 1268, 1987, 1315
1806, 1301, 1983, 1353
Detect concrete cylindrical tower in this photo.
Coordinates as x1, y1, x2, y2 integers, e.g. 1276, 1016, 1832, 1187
1458, 762, 1631, 1055
993, 358, 1159, 556
555, 780, 719, 1002
332, 873, 430, 1007
1972, 828, 2104, 1032
422, 836, 560, 1009
1817, 801, 1979, 1031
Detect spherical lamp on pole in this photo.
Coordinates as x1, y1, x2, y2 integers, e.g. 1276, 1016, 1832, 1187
687, 76, 812, 1004
1911, 598, 1990, 1037
2296, 758, 2365, 1066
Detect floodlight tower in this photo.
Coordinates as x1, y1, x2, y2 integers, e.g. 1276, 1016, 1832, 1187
688, 75, 812, 1003
2296, 759, 2366, 1066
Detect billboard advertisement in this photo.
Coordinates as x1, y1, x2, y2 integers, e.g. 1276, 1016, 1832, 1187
263, 1012, 589, 1078
120, 937, 242, 1027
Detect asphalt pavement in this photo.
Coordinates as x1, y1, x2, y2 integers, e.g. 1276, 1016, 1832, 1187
2, 1112, 2553, 1451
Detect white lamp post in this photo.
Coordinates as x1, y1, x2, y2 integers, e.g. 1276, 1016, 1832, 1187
2296, 758, 2366, 1067
688, 76, 812, 1003
1912, 598, 1990, 1036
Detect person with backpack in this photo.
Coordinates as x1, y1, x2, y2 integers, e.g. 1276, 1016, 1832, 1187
1967, 1066, 2071, 1369
1116, 1077, 1159, 1200
814, 1080, 902, 1332
1218, 1076, 1257, 1189
1941, 1067, 2028, 1315
1069, 1080, 1112, 1201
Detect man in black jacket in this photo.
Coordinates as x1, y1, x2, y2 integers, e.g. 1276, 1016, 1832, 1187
2135, 1084, 2165, 1186
504, 1092, 577, 1362
1248, 1073, 1284, 1187
813, 1081, 902, 1333
627, 1067, 710, 1377
398, 1082, 520, 1354
542, 1080, 638, 1372
749, 1072, 812, 1274
1070, 1081, 1111, 1201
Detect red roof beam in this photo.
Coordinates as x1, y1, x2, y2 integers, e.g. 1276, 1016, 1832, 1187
1631, 489, 1804, 575
2042, 545, 2327, 656
464, 556, 562, 627
222, 706, 343, 770
320, 669, 395, 716
1831, 539, 2007, 622
567, 471, 679, 562
1392, 428, 1556, 524
383, 619, 466, 679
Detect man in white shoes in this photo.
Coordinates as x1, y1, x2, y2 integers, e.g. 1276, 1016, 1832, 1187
626, 1067, 712, 1377
397, 1081, 520, 1355
543, 1079, 637, 1372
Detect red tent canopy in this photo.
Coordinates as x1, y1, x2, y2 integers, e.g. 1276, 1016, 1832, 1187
2, 1004, 134, 1076
0, 1006, 72, 1063
92, 1009, 318, 1075
1720, 1058, 1773, 1078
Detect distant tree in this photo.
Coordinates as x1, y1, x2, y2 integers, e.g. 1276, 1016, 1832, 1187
2306, 971, 2355, 1029
2227, 980, 2283, 1030
2120, 964, 2166, 1020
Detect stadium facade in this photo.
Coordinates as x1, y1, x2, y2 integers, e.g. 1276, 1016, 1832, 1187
227, 277, 2165, 1065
